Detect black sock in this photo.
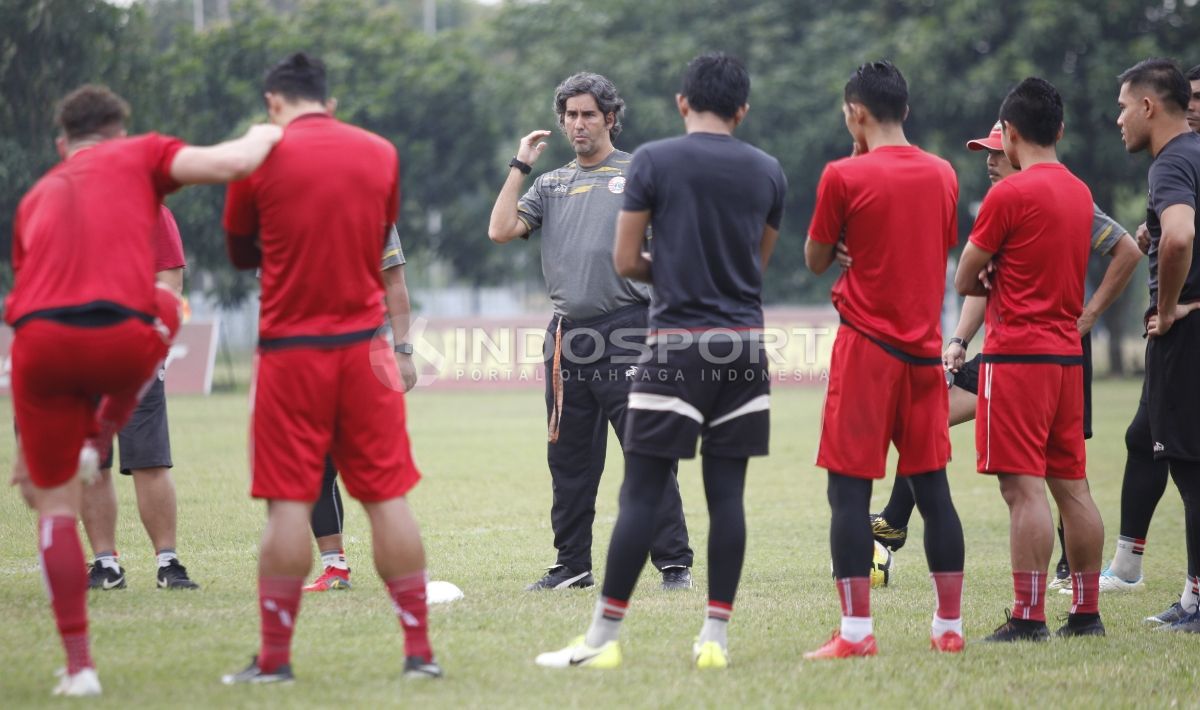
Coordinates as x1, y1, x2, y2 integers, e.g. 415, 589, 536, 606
600, 453, 674, 602
880, 477, 916, 529
908, 469, 964, 573
702, 456, 748, 605
828, 473, 873, 579
310, 456, 344, 538
1056, 520, 1069, 573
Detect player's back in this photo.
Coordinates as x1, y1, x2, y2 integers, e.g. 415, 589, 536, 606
630, 133, 787, 330
5, 134, 182, 326
975, 163, 1091, 356
821, 146, 958, 358
247, 114, 397, 341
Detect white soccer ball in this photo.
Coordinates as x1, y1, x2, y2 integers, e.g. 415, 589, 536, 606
426, 580, 464, 604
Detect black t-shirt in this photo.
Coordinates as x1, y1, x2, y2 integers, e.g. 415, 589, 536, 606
623, 132, 787, 330
1147, 131, 1200, 311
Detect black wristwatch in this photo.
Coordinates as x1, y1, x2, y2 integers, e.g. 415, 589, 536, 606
949, 336, 969, 349
394, 342, 414, 355
509, 157, 532, 175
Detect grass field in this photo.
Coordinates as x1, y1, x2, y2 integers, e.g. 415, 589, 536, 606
1, 379, 1197, 708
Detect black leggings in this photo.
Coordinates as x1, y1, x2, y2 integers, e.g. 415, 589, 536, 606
601, 453, 747, 605
1170, 461, 1200, 578
830, 470, 963, 578
310, 456, 344, 539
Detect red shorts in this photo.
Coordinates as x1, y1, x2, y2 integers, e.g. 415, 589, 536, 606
250, 337, 420, 503
12, 311, 173, 489
975, 361, 1085, 479
817, 326, 950, 479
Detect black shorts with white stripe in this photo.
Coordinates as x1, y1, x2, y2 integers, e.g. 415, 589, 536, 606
623, 336, 770, 460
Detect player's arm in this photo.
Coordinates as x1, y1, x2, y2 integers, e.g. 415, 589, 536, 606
1079, 233, 1139, 335
614, 209, 653, 283
760, 225, 780, 272
488, 130, 551, 244
955, 242, 995, 296
804, 238, 836, 275
169, 124, 283, 185
1150, 203, 1197, 336
156, 267, 184, 294
944, 296, 985, 372
383, 263, 417, 393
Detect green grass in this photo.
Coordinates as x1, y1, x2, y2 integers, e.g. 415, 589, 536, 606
1, 380, 1197, 708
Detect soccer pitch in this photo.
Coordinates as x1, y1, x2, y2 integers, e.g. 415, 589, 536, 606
0, 380, 1195, 708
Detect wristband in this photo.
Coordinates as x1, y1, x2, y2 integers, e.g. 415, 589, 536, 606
949, 336, 969, 350
394, 342, 414, 355
509, 157, 532, 175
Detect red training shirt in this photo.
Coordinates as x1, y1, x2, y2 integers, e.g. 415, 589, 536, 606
808, 145, 959, 359
155, 205, 187, 272
969, 163, 1090, 357
5, 134, 184, 326
223, 114, 399, 344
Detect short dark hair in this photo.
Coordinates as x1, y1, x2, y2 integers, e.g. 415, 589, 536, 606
55, 85, 130, 140
263, 51, 328, 103
1119, 58, 1188, 113
680, 52, 750, 120
1186, 63, 1200, 83
844, 61, 907, 124
554, 73, 625, 139
998, 77, 1063, 147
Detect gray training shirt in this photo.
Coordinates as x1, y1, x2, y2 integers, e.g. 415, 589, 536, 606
517, 149, 651, 321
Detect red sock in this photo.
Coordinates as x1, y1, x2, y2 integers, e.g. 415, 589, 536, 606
387, 572, 432, 661
258, 577, 303, 673
1071, 571, 1100, 614
835, 577, 871, 618
38, 516, 93, 674
931, 571, 963, 620
1012, 570, 1046, 622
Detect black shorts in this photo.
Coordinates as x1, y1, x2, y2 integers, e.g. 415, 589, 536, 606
100, 371, 173, 474
953, 334, 1094, 439
623, 335, 770, 460
1145, 314, 1200, 461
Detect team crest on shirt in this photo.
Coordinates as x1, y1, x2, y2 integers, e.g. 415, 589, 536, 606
608, 176, 626, 194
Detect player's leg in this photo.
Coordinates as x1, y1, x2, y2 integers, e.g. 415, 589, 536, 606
536, 363, 606, 590
305, 456, 351, 592
1103, 379, 1165, 590
908, 470, 965, 650
598, 369, 693, 589
871, 479, 913, 552
692, 454, 747, 668
331, 339, 440, 678
1160, 462, 1200, 632
79, 463, 124, 591
989, 474, 1055, 640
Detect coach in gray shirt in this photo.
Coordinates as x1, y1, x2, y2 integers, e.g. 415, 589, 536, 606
488, 72, 693, 592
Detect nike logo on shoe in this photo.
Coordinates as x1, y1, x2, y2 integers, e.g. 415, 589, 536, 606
553, 571, 591, 590
103, 577, 125, 590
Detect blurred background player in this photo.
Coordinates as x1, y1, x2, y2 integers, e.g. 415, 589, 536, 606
958, 77, 1106, 641
219, 52, 441, 684
862, 120, 1139, 595
488, 72, 693, 592
304, 224, 414, 593
536, 52, 785, 670
7, 84, 279, 696
804, 61, 965, 659
83, 204, 200, 591
1115, 58, 1200, 633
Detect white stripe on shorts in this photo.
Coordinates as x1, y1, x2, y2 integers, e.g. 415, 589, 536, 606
707, 394, 770, 428
627, 392, 704, 424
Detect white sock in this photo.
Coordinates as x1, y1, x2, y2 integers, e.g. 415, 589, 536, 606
96, 552, 120, 572
840, 616, 873, 643
1181, 575, 1200, 614
698, 618, 728, 648
156, 549, 178, 568
1108, 536, 1145, 580
584, 596, 626, 648
321, 549, 348, 571
931, 614, 963, 637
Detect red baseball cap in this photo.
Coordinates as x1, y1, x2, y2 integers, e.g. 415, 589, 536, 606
966, 121, 1003, 151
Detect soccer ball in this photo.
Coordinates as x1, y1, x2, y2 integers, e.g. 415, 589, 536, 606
870, 540, 893, 589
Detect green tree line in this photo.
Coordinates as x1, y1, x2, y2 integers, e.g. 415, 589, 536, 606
3, 0, 1198, 367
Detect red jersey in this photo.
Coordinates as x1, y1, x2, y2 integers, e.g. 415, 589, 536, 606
809, 146, 959, 358
969, 163, 1090, 357
5, 134, 184, 326
155, 205, 187, 272
223, 114, 398, 343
